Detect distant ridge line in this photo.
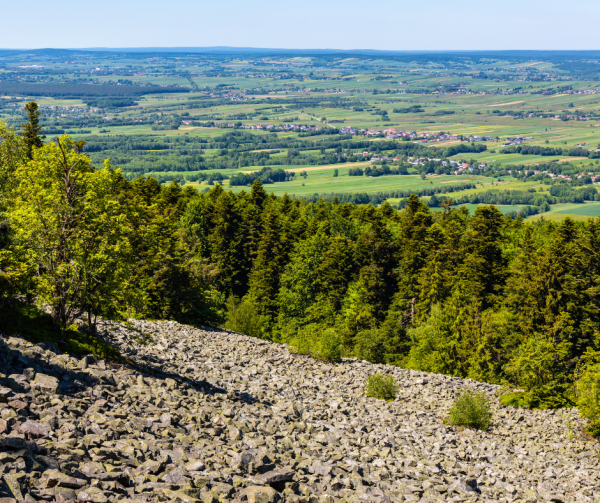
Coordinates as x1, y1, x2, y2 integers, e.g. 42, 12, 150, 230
2, 47, 600, 56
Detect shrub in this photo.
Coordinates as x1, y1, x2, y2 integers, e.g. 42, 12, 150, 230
289, 324, 341, 363
365, 373, 398, 401
354, 329, 386, 364
223, 296, 263, 339
499, 391, 531, 409
314, 328, 342, 362
575, 362, 600, 438
448, 389, 493, 430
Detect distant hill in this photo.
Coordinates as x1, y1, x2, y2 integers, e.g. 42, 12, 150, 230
3, 48, 600, 61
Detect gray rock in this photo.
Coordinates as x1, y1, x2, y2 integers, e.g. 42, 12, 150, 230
0, 387, 14, 402
32, 374, 59, 393
41, 469, 87, 489
185, 459, 206, 472
250, 469, 295, 485
19, 420, 50, 438
2, 316, 600, 503
241, 486, 281, 503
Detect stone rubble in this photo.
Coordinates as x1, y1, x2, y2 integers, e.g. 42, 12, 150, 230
1, 318, 599, 502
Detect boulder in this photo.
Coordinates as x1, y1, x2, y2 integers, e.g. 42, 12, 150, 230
32, 374, 59, 394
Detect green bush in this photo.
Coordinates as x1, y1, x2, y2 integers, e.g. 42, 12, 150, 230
314, 328, 342, 362
448, 389, 493, 430
365, 373, 398, 401
354, 329, 386, 364
575, 362, 600, 438
499, 391, 531, 408
223, 296, 263, 339
289, 324, 341, 363
504, 335, 574, 409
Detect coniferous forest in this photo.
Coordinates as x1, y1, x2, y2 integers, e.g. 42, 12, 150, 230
2, 110, 600, 435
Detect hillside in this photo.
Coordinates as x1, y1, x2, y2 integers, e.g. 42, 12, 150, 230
1, 319, 599, 503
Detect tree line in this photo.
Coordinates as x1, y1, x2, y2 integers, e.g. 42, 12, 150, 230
449, 186, 600, 207
0, 82, 187, 97
296, 182, 477, 205
501, 145, 596, 158
349, 165, 409, 177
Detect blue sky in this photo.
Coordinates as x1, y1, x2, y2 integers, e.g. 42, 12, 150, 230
1, 0, 598, 51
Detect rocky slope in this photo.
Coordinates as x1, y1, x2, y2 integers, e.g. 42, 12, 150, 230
1, 318, 599, 503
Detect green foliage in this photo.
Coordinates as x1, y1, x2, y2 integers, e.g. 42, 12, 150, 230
247, 205, 284, 324
405, 303, 459, 376
364, 373, 398, 401
504, 335, 574, 409
499, 391, 531, 408
448, 389, 493, 430
354, 329, 386, 364
9, 137, 130, 328
317, 328, 342, 362
223, 295, 263, 339
21, 102, 45, 160
289, 324, 342, 363
575, 360, 600, 438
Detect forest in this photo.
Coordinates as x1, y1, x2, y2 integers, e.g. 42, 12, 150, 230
501, 145, 598, 158
0, 82, 187, 97
2, 105, 600, 436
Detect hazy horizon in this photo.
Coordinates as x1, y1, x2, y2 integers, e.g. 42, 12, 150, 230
2, 0, 599, 51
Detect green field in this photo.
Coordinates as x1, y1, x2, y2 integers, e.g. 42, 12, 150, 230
3, 49, 600, 221
223, 172, 484, 197
431, 204, 525, 215
531, 201, 600, 220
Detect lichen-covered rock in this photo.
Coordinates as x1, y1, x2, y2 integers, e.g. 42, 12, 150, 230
31, 374, 59, 394
1, 318, 600, 502
241, 486, 282, 503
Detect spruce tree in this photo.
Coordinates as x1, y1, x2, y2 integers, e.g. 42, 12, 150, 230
279, 192, 294, 215
21, 101, 45, 160
250, 179, 268, 209
210, 192, 244, 296
248, 205, 283, 323
459, 205, 507, 307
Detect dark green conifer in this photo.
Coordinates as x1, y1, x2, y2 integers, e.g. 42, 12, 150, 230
21, 102, 45, 160
250, 179, 268, 209
248, 205, 283, 324
210, 192, 244, 296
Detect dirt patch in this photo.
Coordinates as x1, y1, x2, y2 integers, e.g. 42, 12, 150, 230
488, 101, 525, 107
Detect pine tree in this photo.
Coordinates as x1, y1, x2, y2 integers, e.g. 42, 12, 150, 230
210, 192, 244, 296
279, 192, 294, 215
395, 195, 434, 314
21, 102, 45, 160
238, 199, 262, 292
458, 205, 507, 307
250, 179, 268, 209
315, 236, 356, 310
248, 205, 283, 325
